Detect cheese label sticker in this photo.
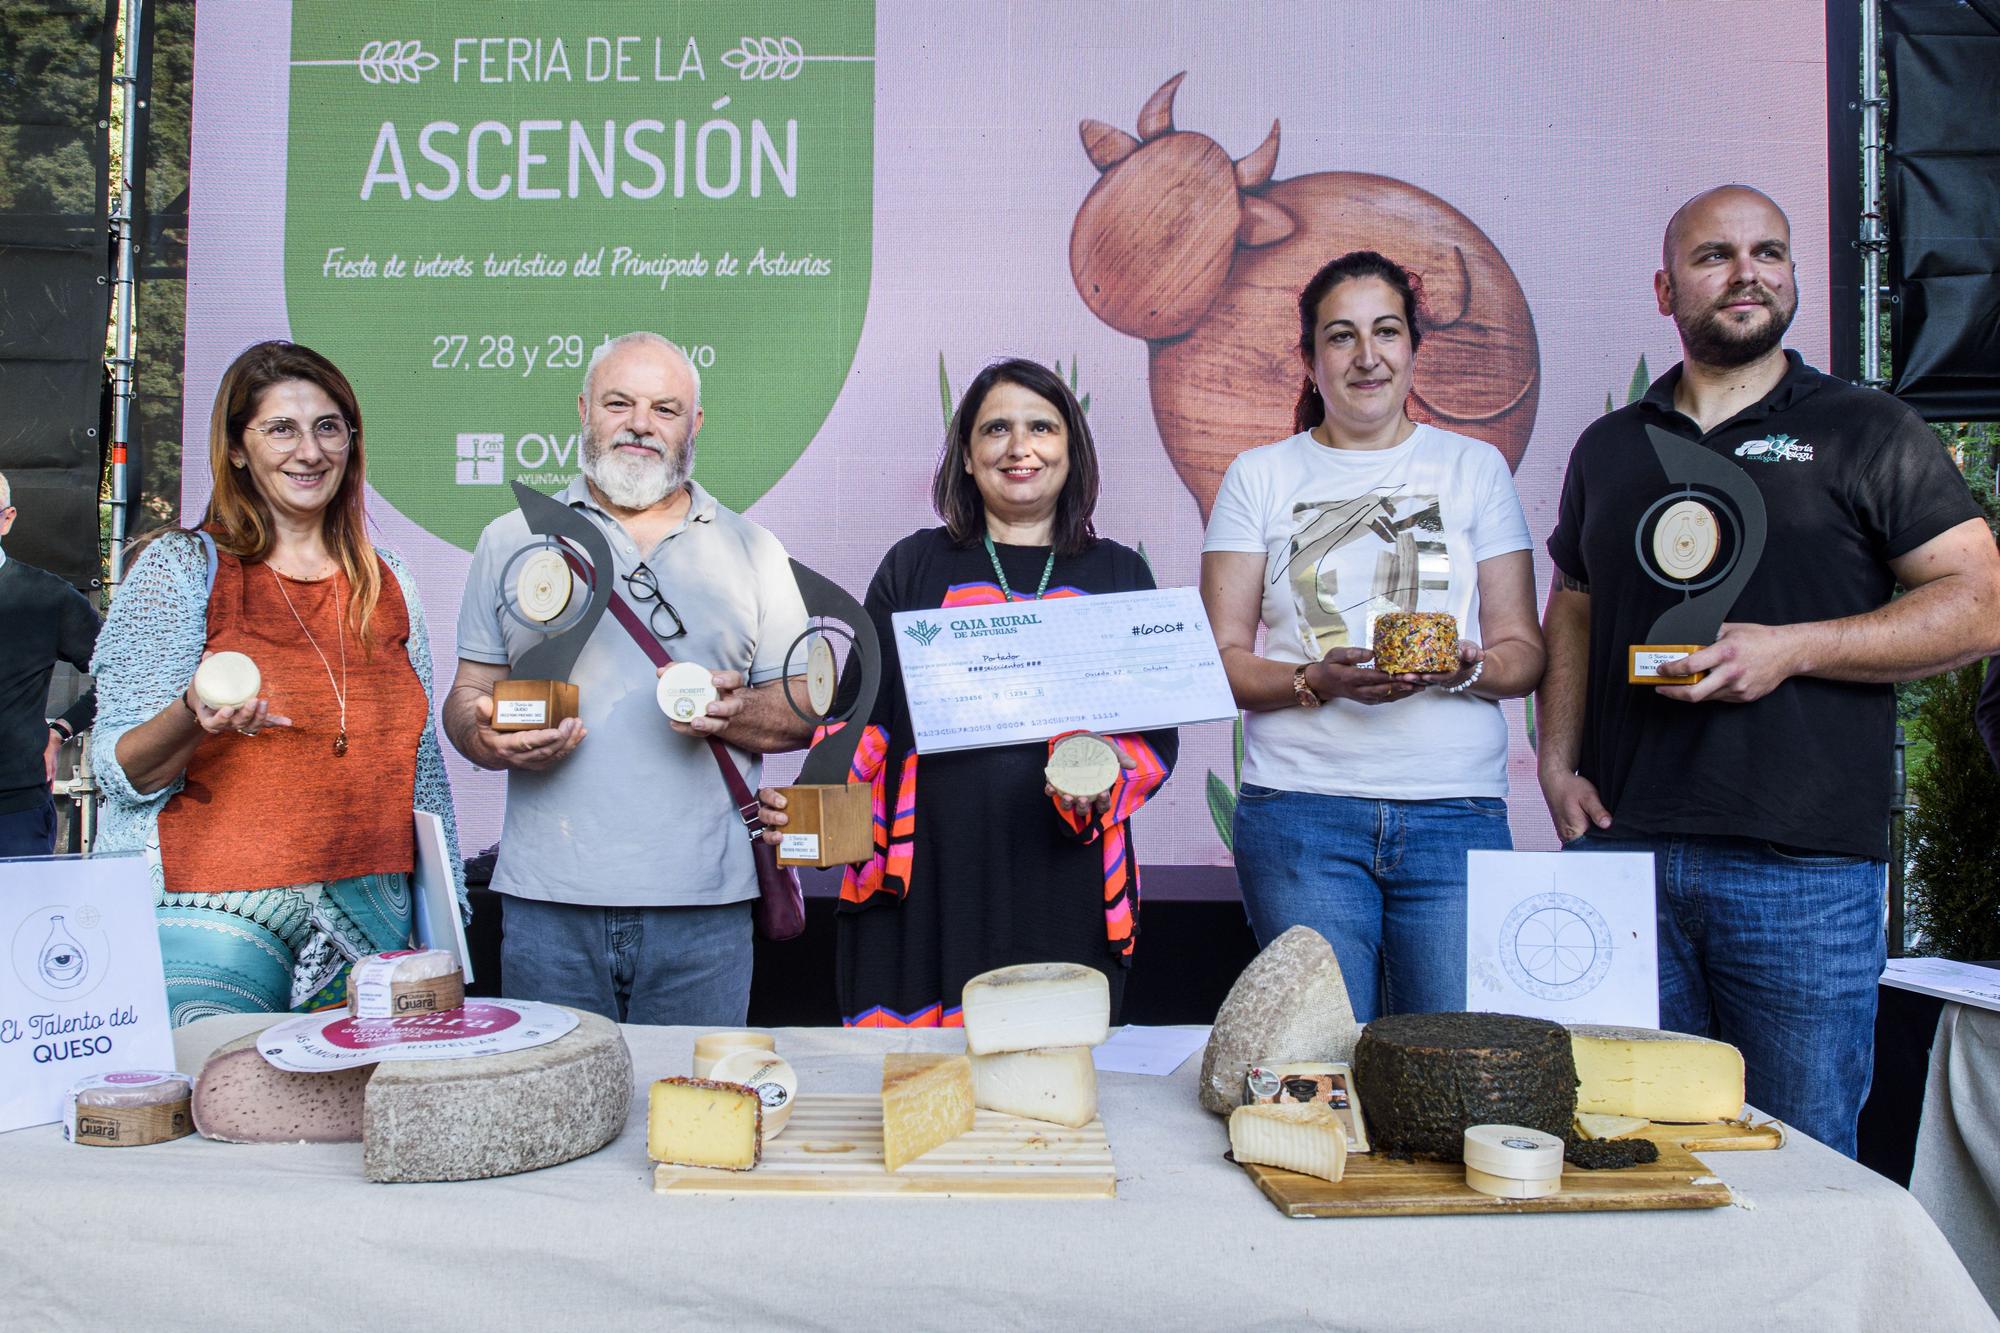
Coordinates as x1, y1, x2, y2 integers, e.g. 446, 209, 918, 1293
779, 833, 820, 860
254, 1000, 579, 1072
494, 699, 548, 726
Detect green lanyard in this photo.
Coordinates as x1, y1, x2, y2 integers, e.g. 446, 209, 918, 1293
982, 532, 1055, 601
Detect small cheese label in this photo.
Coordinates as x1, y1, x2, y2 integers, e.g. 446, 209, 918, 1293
1630, 651, 1685, 679
495, 699, 548, 725
779, 833, 820, 860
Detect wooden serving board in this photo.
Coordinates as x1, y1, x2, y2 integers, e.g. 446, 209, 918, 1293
652, 1094, 1115, 1199
1639, 1117, 1785, 1153
1240, 1141, 1731, 1218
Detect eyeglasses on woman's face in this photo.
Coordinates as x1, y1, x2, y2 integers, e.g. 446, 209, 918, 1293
244, 416, 354, 453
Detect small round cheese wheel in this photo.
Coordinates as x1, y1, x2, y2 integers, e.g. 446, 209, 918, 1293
692, 1029, 775, 1078
1463, 1124, 1565, 1181
806, 634, 838, 717
657, 661, 719, 723
514, 548, 575, 623
65, 1071, 195, 1147
192, 651, 261, 709
1465, 1164, 1563, 1199
1044, 733, 1120, 799
348, 948, 466, 1018
708, 1048, 799, 1140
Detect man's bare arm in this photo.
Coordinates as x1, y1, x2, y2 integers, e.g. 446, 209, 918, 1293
443, 658, 585, 772
670, 671, 814, 754
1536, 571, 1613, 841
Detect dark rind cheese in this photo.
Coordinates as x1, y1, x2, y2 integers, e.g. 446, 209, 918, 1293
1352, 1013, 1578, 1161
1565, 1137, 1661, 1170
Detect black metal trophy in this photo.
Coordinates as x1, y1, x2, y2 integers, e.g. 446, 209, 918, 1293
774, 559, 882, 868
491, 480, 615, 731
1628, 425, 1768, 685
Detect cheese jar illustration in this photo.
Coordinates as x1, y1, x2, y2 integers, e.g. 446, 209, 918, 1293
39, 914, 88, 989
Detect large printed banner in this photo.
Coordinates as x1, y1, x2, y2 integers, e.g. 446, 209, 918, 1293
185, 2, 1832, 863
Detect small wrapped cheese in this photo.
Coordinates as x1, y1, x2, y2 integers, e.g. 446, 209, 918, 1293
1371, 612, 1459, 674
64, 1071, 195, 1147
347, 949, 465, 1018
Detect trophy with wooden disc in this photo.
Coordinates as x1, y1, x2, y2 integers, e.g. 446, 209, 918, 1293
1628, 425, 1768, 685
774, 559, 882, 868
491, 480, 614, 731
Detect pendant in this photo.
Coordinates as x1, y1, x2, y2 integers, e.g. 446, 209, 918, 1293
334, 731, 348, 757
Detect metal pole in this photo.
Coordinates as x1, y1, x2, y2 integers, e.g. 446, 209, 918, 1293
1860, 0, 1886, 388
106, 0, 145, 590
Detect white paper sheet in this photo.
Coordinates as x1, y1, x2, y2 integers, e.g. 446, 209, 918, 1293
1092, 1025, 1208, 1076
0, 854, 177, 1132
1465, 850, 1658, 1027
1881, 956, 2000, 1013
892, 586, 1236, 753
411, 810, 473, 983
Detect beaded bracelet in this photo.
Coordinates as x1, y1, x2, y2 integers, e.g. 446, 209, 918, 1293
1444, 659, 1486, 694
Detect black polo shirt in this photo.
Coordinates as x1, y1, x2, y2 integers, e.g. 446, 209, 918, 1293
1546, 351, 1982, 859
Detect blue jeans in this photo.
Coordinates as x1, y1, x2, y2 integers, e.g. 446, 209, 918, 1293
500, 895, 754, 1027
1233, 787, 1513, 1023
1564, 833, 1885, 1158
0, 795, 56, 859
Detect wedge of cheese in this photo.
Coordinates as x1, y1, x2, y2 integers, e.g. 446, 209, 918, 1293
1228, 1102, 1348, 1183
961, 963, 1110, 1056
1574, 1112, 1650, 1141
969, 1046, 1098, 1128
881, 1053, 975, 1171
1570, 1025, 1745, 1123
648, 1077, 762, 1171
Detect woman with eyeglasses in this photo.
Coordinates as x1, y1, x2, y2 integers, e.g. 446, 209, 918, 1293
92, 341, 465, 1025
757, 358, 1179, 1028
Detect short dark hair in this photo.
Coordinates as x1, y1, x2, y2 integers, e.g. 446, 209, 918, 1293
933, 358, 1100, 556
1293, 251, 1426, 432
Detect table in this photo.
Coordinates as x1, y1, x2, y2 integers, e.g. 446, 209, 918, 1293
1912, 1002, 2000, 1313
3, 1018, 1993, 1332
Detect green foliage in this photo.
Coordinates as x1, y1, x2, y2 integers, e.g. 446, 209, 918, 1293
1206, 715, 1245, 851
937, 354, 1093, 426
0, 7, 108, 217
1904, 661, 2000, 959
1602, 354, 1650, 414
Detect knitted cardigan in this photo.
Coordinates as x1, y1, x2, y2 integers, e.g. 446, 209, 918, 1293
90, 532, 468, 918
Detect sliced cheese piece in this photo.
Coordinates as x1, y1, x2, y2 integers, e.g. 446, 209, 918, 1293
708, 1049, 798, 1140
881, 1052, 975, 1171
1570, 1025, 1745, 1123
648, 1077, 762, 1170
1574, 1112, 1650, 1141
969, 1046, 1098, 1129
961, 963, 1110, 1056
363, 1009, 632, 1183
193, 1035, 373, 1143
1199, 925, 1358, 1115
1228, 1102, 1348, 1183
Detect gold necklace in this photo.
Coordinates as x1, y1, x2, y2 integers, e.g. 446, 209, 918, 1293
269, 564, 349, 756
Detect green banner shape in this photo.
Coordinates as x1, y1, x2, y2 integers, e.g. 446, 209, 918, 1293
285, 3, 875, 550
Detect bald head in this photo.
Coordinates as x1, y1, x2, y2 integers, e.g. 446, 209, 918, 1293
1663, 186, 1789, 271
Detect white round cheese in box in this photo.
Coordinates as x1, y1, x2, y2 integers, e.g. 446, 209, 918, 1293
192, 651, 261, 709
348, 948, 465, 1018
657, 662, 719, 723
1463, 1124, 1565, 1181
708, 1048, 799, 1140
691, 1030, 776, 1079
64, 1070, 195, 1146
1465, 1165, 1563, 1200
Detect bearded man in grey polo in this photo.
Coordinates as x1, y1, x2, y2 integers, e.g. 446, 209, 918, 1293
446, 331, 811, 1025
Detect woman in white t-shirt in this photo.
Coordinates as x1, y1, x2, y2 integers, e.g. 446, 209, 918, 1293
1199, 250, 1545, 1022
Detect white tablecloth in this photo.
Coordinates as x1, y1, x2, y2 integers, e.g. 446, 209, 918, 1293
1913, 1002, 2000, 1314
3, 1017, 1993, 1332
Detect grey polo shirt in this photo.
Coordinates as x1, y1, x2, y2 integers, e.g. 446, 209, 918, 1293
457, 476, 808, 907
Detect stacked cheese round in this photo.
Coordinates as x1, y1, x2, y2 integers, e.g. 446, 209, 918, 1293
347, 949, 465, 1018
708, 1048, 799, 1140
1463, 1123, 1564, 1199
64, 1071, 195, 1147
960, 963, 1109, 1129
691, 1029, 776, 1079
1371, 612, 1459, 674
1353, 1012, 1577, 1161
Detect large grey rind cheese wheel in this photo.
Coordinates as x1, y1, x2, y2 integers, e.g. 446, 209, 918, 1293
1198, 926, 1359, 1115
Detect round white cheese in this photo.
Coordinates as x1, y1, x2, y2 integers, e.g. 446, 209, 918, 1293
1463, 1124, 1565, 1181
64, 1071, 195, 1147
708, 1048, 799, 1140
192, 651, 261, 709
1465, 1164, 1563, 1199
1044, 732, 1120, 799
657, 662, 719, 723
348, 949, 466, 1018
691, 1030, 775, 1078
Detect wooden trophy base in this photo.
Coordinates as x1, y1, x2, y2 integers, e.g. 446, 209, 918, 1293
491, 679, 580, 732
775, 783, 875, 868
1628, 646, 1706, 686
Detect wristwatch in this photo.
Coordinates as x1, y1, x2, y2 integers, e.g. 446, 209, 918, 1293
1291, 663, 1324, 709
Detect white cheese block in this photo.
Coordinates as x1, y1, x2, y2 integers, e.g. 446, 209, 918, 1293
1227, 1102, 1348, 1183
648, 1077, 762, 1170
1570, 1025, 1746, 1123
881, 1052, 975, 1171
1463, 1124, 1565, 1181
961, 963, 1110, 1056
1574, 1112, 1651, 1141
1198, 925, 1359, 1115
64, 1071, 194, 1146
192, 651, 260, 709
347, 949, 465, 1018
708, 1049, 799, 1140
969, 1046, 1098, 1128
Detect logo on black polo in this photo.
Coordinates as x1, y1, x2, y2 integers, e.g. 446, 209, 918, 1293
1734, 433, 1814, 463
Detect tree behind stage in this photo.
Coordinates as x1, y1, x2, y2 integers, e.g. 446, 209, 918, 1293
1906, 659, 2000, 960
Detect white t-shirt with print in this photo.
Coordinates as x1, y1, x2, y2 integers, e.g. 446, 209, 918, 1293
1201, 424, 1532, 799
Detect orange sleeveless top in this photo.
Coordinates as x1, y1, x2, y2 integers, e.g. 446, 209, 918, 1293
157, 554, 430, 893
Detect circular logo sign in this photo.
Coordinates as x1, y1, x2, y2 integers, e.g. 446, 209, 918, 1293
318, 1001, 523, 1051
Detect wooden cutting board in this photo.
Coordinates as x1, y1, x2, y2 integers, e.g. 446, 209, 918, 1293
1239, 1140, 1732, 1218
652, 1094, 1115, 1199
1639, 1117, 1785, 1152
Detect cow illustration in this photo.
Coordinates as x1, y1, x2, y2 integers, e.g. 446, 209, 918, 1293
1071, 73, 1540, 519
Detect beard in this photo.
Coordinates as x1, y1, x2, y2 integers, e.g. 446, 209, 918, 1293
581, 421, 694, 509
1673, 281, 1797, 369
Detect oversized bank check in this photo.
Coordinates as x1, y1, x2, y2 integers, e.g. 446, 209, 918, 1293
892, 586, 1237, 753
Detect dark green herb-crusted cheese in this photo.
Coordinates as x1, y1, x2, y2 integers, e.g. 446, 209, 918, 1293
1353, 1013, 1579, 1161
